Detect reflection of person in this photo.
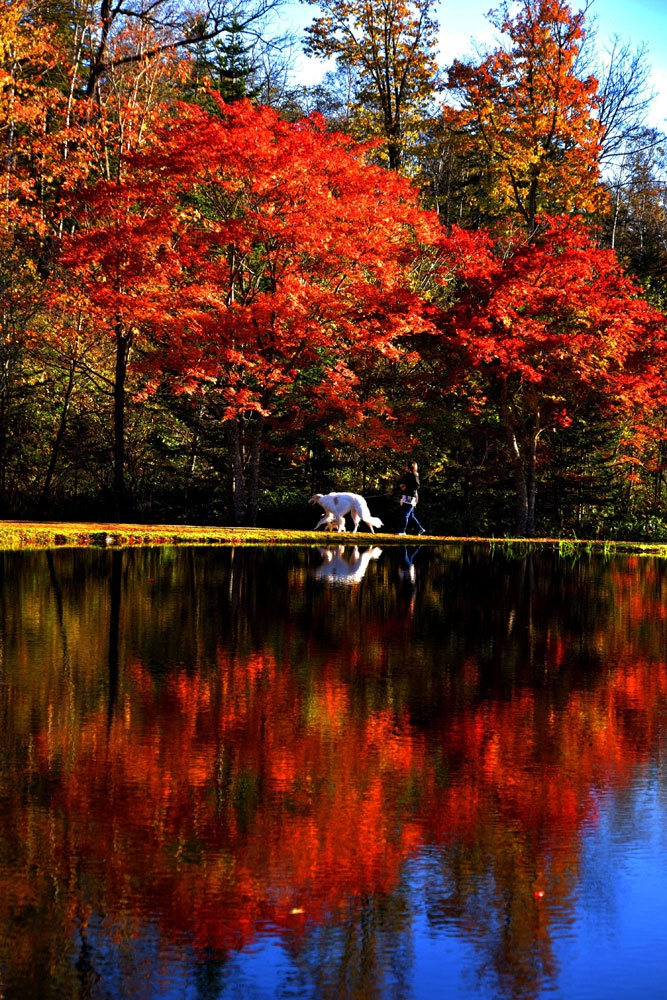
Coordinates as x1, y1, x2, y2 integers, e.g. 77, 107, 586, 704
397, 545, 420, 616
398, 545, 421, 586
397, 461, 425, 536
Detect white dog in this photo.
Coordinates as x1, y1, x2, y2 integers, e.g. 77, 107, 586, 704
309, 492, 384, 534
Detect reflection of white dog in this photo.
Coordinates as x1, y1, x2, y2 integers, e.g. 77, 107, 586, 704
309, 492, 384, 534
315, 546, 383, 584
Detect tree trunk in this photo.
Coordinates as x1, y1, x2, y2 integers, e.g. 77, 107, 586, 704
387, 140, 401, 172
526, 419, 539, 538
509, 430, 529, 537
86, 0, 113, 100
0, 387, 9, 516
247, 413, 264, 526
500, 381, 528, 536
228, 416, 246, 525
500, 381, 540, 537
113, 321, 132, 521
0, 341, 16, 515
38, 358, 77, 516
184, 399, 204, 521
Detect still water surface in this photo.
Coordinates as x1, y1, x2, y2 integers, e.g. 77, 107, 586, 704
2, 542, 667, 999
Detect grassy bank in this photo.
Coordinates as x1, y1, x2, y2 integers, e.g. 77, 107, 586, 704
0, 520, 666, 555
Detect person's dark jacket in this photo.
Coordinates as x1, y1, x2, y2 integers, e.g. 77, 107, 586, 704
399, 470, 420, 501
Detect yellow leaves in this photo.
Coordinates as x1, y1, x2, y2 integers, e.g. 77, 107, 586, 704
0, 4, 61, 89
443, 0, 605, 230
303, 0, 440, 170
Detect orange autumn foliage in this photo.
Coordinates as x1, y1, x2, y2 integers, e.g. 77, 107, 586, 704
445, 0, 606, 232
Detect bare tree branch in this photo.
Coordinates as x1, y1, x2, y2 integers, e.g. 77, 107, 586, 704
83, 0, 288, 98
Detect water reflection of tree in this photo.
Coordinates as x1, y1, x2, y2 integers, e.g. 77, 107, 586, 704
292, 891, 414, 1000
1, 547, 667, 997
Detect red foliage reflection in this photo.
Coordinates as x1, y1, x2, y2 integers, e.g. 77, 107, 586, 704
2, 546, 667, 997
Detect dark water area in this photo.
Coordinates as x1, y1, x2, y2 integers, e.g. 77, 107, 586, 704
1, 542, 667, 999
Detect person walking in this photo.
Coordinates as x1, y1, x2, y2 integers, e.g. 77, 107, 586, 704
397, 461, 425, 536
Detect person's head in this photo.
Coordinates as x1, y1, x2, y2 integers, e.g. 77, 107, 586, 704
411, 461, 418, 472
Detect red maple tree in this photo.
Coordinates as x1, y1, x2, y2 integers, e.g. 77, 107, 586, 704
60, 96, 439, 522
435, 216, 667, 535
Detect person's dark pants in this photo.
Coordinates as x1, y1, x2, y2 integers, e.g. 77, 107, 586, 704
400, 503, 424, 534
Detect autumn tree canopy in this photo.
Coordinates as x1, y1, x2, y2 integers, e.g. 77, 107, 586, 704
443, 0, 606, 232
60, 97, 440, 523
303, 0, 441, 171
436, 216, 666, 535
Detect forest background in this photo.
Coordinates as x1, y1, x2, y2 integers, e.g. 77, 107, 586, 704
3, 0, 667, 538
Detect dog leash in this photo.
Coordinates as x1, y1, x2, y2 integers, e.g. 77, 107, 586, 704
310, 492, 413, 500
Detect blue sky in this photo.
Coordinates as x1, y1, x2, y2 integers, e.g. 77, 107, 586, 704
590, 0, 667, 128
286, 0, 667, 130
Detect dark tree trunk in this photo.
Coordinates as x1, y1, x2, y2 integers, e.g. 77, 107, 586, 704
184, 400, 204, 522
38, 359, 77, 516
226, 413, 265, 526
0, 350, 14, 516
113, 322, 132, 521
387, 141, 401, 172
86, 0, 112, 100
501, 381, 527, 535
228, 416, 246, 525
500, 380, 540, 537
509, 433, 529, 536
0, 395, 8, 516
247, 413, 264, 526
526, 420, 539, 537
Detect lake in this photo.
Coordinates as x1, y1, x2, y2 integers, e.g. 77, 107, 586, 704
1, 542, 667, 999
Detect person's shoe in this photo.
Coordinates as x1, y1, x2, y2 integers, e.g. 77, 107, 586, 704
419, 528, 426, 535
397, 532, 406, 536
